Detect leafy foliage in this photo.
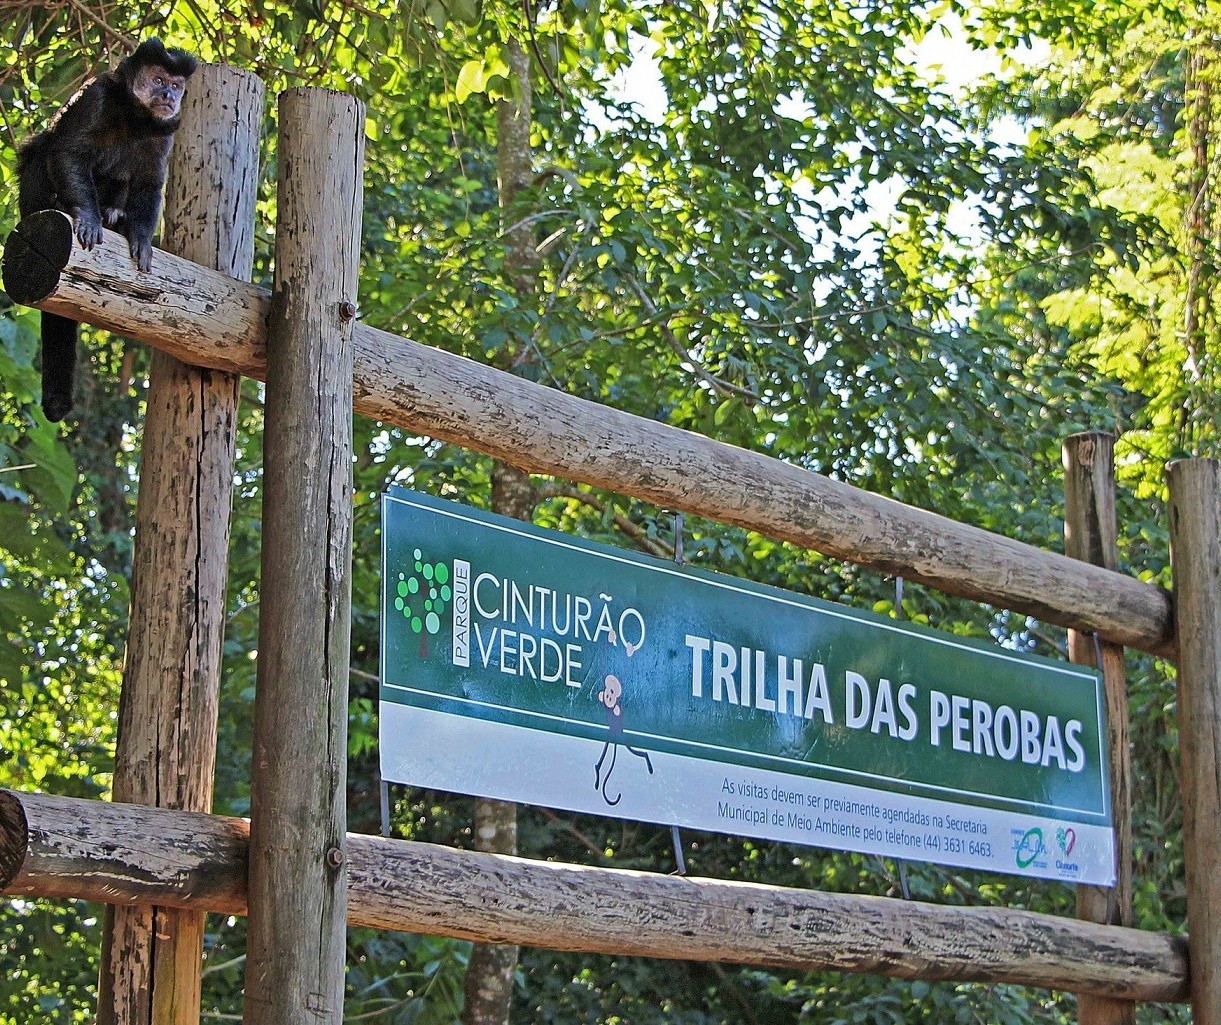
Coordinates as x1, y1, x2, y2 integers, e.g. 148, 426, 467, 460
0, 0, 1203, 1022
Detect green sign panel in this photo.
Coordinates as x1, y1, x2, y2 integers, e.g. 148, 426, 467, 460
380, 488, 1114, 884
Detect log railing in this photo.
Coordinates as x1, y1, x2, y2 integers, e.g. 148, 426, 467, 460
0, 790, 1189, 1004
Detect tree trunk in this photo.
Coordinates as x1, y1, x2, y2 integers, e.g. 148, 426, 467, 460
462, 36, 540, 1025
1183, 11, 1221, 452
1184, 41, 1210, 451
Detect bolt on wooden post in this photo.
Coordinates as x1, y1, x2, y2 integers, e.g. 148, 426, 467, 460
97, 63, 263, 1025
1168, 459, 1221, 1025
242, 86, 364, 1025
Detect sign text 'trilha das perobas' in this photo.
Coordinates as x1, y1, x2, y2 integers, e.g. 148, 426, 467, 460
380, 488, 1115, 884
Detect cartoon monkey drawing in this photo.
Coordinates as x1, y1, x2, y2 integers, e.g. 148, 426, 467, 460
594, 673, 654, 806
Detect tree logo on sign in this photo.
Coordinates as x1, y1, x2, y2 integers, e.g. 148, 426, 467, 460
394, 548, 451, 657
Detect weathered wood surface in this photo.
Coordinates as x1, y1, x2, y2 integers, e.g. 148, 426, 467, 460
98, 63, 263, 1025
1168, 459, 1221, 1024
0, 210, 1175, 657
1063, 432, 1135, 1025
2, 211, 265, 371
0, 790, 1189, 1002
243, 87, 363, 1025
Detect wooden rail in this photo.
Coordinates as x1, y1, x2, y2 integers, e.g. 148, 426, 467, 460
0, 790, 1190, 1003
1, 211, 1175, 656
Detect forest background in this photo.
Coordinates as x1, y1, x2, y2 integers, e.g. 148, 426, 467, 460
0, 0, 1215, 1021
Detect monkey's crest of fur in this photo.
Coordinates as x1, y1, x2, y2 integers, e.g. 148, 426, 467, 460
31, 38, 199, 140
120, 38, 198, 80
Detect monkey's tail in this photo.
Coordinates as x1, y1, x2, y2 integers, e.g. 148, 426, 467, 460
40, 313, 78, 423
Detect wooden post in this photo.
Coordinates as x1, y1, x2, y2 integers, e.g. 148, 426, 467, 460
97, 64, 263, 1025
242, 87, 363, 1025
1063, 433, 1134, 1025
1168, 458, 1221, 1024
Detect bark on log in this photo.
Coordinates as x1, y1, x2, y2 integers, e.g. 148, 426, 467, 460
1064, 432, 1134, 1025
2, 211, 265, 370
242, 87, 363, 1025
1168, 459, 1221, 1024
98, 63, 263, 1025
0, 790, 1189, 1003
0, 211, 1175, 658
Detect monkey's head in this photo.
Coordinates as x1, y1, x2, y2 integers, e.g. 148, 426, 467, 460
599, 674, 623, 711
118, 39, 198, 125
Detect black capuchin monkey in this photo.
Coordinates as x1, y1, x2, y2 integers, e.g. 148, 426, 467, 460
16, 38, 198, 422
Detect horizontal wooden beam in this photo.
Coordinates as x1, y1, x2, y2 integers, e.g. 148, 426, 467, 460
0, 790, 1189, 1002
1, 211, 1174, 656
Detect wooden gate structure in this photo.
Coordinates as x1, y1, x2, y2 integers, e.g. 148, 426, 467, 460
0, 66, 1217, 1024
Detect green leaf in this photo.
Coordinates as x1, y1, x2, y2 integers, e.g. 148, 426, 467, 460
20, 427, 76, 517
0, 503, 38, 559
424, 0, 447, 31
447, 0, 479, 25
454, 59, 485, 104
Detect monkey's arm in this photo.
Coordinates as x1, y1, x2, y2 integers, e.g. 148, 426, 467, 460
118, 132, 174, 272
102, 181, 130, 228
122, 165, 170, 273
46, 149, 104, 248
39, 89, 108, 249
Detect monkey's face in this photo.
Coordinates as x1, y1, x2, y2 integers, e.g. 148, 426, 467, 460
599, 675, 622, 710
131, 64, 189, 121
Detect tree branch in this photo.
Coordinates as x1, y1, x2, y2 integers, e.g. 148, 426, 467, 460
622, 273, 761, 401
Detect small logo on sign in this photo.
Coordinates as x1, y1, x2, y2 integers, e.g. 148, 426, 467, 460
1014, 827, 1045, 869
393, 547, 452, 659
1056, 826, 1077, 857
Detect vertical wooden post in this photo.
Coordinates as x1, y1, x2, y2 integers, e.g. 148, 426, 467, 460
242, 87, 363, 1025
1063, 432, 1134, 1025
98, 64, 263, 1025
1168, 458, 1221, 1024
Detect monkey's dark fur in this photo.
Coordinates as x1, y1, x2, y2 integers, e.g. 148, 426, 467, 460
17, 38, 198, 422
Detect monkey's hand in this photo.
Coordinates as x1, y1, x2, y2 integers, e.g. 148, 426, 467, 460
129, 236, 154, 273
74, 212, 104, 251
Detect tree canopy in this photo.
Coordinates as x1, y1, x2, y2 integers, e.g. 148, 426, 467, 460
0, 0, 1205, 1021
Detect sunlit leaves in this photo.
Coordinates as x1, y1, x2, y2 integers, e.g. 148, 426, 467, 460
454, 47, 511, 103
0, 1, 1202, 1022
